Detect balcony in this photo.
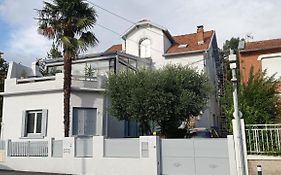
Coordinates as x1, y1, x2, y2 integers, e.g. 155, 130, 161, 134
2, 73, 106, 96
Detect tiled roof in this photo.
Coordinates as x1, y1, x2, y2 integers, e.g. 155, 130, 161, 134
242, 38, 281, 51
105, 44, 122, 52
105, 31, 214, 54
166, 31, 213, 54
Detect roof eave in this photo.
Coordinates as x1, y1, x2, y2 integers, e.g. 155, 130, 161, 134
122, 21, 175, 43
163, 49, 206, 57
240, 46, 281, 53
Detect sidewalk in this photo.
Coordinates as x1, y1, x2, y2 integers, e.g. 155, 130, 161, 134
0, 170, 67, 175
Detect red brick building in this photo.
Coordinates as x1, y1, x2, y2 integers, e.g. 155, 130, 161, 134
239, 38, 281, 91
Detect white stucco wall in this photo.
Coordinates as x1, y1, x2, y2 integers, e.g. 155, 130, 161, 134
124, 26, 167, 68
70, 91, 105, 136
164, 52, 205, 72
1, 92, 64, 140
1, 72, 126, 140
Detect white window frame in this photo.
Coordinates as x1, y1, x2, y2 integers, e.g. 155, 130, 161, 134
139, 38, 151, 58
21, 109, 48, 139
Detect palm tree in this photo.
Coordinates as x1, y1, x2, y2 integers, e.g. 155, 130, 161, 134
36, 0, 98, 137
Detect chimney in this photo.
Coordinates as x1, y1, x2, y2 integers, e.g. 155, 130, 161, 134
197, 25, 204, 45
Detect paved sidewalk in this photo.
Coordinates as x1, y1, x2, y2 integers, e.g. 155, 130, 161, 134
0, 170, 67, 175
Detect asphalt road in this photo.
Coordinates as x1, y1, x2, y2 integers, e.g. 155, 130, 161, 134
0, 170, 67, 175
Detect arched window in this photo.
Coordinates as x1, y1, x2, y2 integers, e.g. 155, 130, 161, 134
139, 38, 151, 58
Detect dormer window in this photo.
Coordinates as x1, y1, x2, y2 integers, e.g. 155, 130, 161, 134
178, 44, 188, 48
139, 38, 151, 58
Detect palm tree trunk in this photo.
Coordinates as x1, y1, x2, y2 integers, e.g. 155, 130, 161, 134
64, 53, 72, 137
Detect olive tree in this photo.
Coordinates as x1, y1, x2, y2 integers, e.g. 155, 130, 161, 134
106, 65, 211, 137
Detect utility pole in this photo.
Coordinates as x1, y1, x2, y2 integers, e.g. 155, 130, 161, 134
228, 50, 247, 175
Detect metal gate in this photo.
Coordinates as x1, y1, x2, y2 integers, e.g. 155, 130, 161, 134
161, 138, 233, 175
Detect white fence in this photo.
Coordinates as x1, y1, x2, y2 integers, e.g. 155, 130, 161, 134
161, 138, 234, 175
7, 140, 48, 157
52, 139, 63, 157
245, 124, 281, 155
0, 136, 237, 175
0, 136, 159, 175
75, 137, 93, 157
104, 138, 140, 158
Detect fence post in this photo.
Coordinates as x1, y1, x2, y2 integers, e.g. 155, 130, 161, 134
27, 141, 30, 157
7, 139, 11, 157
93, 136, 104, 159
139, 136, 161, 175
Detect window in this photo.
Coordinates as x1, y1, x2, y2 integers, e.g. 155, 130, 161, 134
139, 38, 151, 58
21, 109, 48, 138
178, 44, 188, 48
260, 56, 281, 78
72, 108, 97, 136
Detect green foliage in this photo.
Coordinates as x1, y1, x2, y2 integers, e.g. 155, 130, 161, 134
220, 37, 241, 81
37, 0, 98, 137
221, 70, 281, 133
47, 42, 62, 59
222, 37, 241, 56
106, 65, 211, 137
36, 0, 98, 55
84, 63, 95, 78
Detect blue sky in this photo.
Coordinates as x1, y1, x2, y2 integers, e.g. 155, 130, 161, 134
1, 0, 281, 65
0, 18, 11, 50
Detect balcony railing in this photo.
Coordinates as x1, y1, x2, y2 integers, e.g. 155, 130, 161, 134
7, 140, 48, 157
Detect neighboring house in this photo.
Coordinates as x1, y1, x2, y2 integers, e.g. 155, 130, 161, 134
239, 38, 281, 91
0, 19, 222, 141
106, 19, 222, 130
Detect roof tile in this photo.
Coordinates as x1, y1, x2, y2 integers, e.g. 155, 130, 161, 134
105, 44, 122, 53
105, 31, 214, 54
166, 31, 213, 54
243, 38, 281, 51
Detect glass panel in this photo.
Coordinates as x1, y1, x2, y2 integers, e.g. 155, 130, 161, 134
72, 63, 86, 77
36, 112, 42, 133
77, 109, 85, 135
89, 60, 109, 76
72, 108, 78, 135
72, 108, 97, 136
47, 65, 63, 75
84, 109, 97, 136
27, 113, 35, 133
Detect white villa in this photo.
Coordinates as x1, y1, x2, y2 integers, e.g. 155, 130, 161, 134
0, 20, 242, 175
0, 19, 222, 141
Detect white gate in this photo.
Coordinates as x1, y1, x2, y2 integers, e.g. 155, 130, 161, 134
161, 138, 234, 175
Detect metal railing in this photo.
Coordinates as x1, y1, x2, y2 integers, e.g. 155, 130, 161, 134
245, 124, 281, 155
8, 140, 48, 157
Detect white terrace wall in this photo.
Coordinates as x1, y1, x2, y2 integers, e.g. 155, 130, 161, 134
1, 72, 127, 140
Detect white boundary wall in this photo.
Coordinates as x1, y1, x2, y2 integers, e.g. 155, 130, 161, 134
0, 136, 160, 175
0, 136, 238, 175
